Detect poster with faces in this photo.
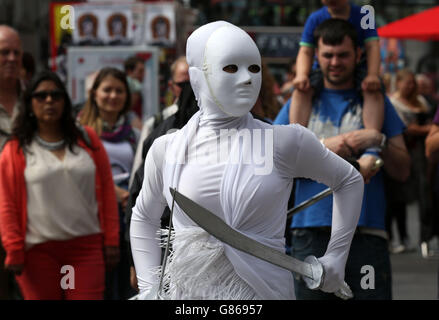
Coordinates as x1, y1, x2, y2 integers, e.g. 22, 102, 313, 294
144, 3, 176, 46
73, 3, 135, 46
66, 46, 160, 120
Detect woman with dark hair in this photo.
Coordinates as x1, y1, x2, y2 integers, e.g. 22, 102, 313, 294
0, 71, 119, 299
79, 67, 138, 299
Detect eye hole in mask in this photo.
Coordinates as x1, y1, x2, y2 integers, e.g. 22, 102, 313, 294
248, 64, 261, 73
223, 65, 238, 73
222, 64, 261, 74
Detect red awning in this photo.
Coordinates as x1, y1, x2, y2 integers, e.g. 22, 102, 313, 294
378, 6, 439, 41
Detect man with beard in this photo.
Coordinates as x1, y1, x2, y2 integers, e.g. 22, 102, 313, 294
289, 19, 410, 300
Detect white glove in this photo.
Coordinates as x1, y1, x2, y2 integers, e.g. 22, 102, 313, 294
303, 255, 353, 299
318, 255, 353, 299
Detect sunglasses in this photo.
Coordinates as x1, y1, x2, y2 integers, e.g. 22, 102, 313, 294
31, 90, 64, 102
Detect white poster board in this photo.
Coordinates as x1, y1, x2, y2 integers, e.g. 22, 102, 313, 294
67, 46, 159, 120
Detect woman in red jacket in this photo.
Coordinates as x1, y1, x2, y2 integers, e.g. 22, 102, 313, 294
0, 71, 119, 300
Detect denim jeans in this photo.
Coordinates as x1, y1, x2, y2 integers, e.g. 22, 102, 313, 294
291, 228, 392, 300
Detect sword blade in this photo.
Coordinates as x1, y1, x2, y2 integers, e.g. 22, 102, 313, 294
287, 188, 332, 219
170, 188, 314, 280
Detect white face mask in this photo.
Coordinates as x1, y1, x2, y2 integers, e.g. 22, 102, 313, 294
200, 26, 262, 118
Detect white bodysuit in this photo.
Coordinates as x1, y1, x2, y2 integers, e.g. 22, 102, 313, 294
130, 21, 364, 300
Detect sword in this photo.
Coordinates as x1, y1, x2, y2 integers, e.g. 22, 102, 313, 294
170, 187, 353, 300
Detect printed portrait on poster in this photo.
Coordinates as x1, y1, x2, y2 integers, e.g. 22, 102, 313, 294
107, 13, 132, 45
144, 3, 176, 45
77, 13, 104, 45
151, 15, 170, 42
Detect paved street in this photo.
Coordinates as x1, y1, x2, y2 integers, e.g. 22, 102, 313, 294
390, 202, 438, 300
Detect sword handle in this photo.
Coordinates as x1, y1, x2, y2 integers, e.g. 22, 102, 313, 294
303, 255, 354, 300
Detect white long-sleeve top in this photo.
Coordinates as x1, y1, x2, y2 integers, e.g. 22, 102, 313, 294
130, 112, 364, 300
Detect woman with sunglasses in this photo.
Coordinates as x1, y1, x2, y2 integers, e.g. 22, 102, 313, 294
0, 71, 119, 299
79, 67, 139, 299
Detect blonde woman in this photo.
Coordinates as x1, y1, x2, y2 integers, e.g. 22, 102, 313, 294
80, 67, 138, 299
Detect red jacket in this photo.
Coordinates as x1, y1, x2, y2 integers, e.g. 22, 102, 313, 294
0, 126, 119, 266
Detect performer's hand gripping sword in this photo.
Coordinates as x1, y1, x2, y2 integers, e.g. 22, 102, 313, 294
170, 188, 354, 300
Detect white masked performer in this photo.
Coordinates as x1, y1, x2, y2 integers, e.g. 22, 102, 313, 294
130, 21, 364, 300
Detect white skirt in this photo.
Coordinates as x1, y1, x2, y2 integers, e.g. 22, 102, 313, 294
157, 226, 259, 300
